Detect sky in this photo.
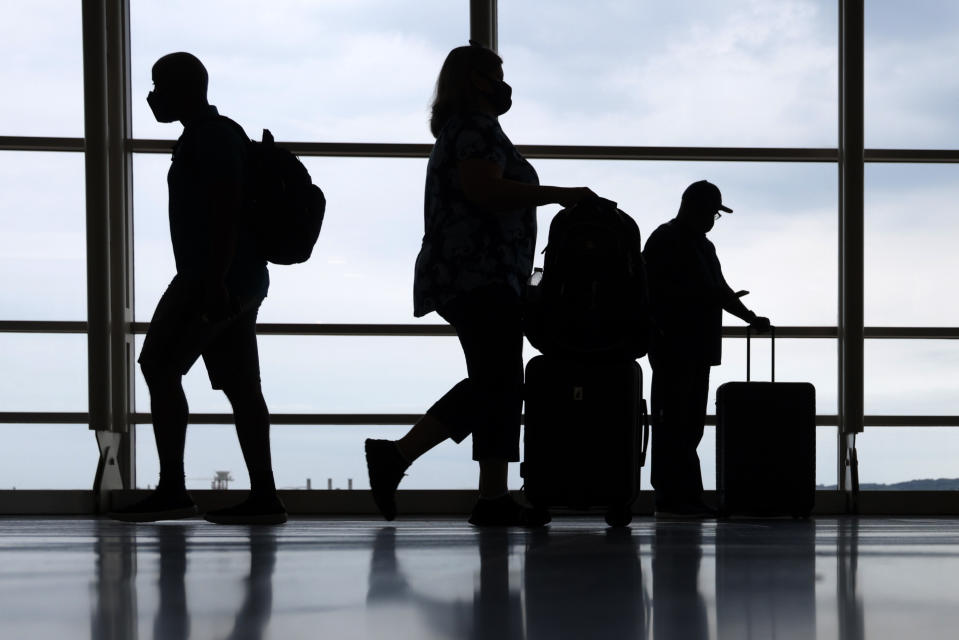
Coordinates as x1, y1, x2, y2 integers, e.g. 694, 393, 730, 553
1, 0, 959, 490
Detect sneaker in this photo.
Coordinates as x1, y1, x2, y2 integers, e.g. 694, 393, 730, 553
109, 490, 198, 523
654, 501, 718, 519
365, 439, 409, 521
204, 494, 287, 525
468, 494, 551, 528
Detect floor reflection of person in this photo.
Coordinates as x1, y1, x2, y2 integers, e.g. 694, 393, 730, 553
153, 525, 190, 640
652, 522, 708, 640
222, 529, 278, 640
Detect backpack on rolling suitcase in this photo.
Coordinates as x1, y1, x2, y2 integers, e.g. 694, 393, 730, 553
715, 327, 816, 517
521, 355, 650, 527
523, 196, 651, 361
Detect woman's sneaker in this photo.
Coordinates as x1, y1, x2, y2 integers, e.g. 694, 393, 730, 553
468, 494, 551, 528
365, 439, 409, 521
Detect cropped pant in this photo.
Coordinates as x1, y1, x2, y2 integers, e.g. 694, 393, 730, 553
426, 285, 524, 461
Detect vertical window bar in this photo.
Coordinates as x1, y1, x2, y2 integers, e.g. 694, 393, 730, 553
82, 0, 112, 434
839, 0, 864, 506
107, 0, 136, 488
470, 0, 497, 51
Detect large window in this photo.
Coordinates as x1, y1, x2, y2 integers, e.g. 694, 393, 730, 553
0, 5, 87, 489
0, 2, 84, 137
860, 2, 959, 489
130, 0, 464, 143
4, 1, 959, 499
500, 0, 838, 147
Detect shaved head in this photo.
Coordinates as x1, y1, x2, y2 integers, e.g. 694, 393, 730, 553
148, 52, 210, 123
152, 52, 208, 98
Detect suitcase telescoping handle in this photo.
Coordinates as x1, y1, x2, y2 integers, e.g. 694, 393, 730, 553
745, 325, 775, 382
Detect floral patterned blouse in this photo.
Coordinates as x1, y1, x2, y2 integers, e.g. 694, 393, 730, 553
413, 113, 539, 317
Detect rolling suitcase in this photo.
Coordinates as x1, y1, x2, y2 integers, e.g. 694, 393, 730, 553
716, 327, 816, 517
521, 354, 650, 526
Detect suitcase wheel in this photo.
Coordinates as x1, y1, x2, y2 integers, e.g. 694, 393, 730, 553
604, 506, 632, 528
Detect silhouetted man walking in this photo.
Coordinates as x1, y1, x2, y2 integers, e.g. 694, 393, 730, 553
111, 52, 285, 524
643, 180, 770, 517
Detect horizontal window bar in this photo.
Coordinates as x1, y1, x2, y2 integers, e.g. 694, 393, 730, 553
863, 327, 959, 339
133, 322, 458, 336
5, 137, 957, 164
130, 139, 838, 162
0, 321, 88, 333
3, 322, 957, 339
865, 149, 959, 163
5, 412, 959, 428
0, 136, 85, 152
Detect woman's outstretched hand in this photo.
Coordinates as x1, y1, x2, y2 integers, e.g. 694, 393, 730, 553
556, 187, 598, 208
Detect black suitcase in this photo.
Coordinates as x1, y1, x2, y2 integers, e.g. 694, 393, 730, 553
715, 327, 816, 517
521, 354, 649, 526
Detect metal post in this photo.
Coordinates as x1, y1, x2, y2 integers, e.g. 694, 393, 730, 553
83, 0, 120, 511
838, 0, 864, 510
86, 0, 136, 508
106, 0, 136, 489
470, 0, 498, 51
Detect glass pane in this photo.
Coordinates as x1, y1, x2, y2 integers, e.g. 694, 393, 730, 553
132, 155, 431, 324
857, 427, 959, 488
134, 159, 836, 326
0, 334, 87, 412
136, 424, 520, 491
133, 334, 466, 414
500, 0, 838, 146
0, 152, 86, 321
865, 340, 959, 415
535, 160, 838, 326
865, 164, 959, 326
866, 0, 959, 148
0, 425, 95, 489
0, 2, 83, 136
130, 0, 465, 142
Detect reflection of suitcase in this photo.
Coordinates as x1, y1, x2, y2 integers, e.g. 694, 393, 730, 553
521, 354, 650, 526
716, 328, 816, 517
716, 521, 817, 639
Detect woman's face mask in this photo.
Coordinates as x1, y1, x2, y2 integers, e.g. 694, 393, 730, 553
480, 73, 512, 116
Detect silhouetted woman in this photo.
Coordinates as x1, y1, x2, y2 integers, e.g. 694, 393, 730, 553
365, 43, 595, 526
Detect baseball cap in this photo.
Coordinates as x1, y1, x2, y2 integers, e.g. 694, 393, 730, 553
682, 180, 733, 213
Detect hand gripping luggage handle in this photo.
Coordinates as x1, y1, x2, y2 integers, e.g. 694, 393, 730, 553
745, 325, 775, 382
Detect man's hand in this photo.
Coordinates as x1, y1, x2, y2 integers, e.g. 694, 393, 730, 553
749, 315, 771, 333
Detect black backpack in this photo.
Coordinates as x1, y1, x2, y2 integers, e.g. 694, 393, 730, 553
525, 197, 651, 360
222, 117, 326, 265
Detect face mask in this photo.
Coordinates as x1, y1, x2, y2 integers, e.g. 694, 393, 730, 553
484, 76, 513, 115
146, 90, 176, 123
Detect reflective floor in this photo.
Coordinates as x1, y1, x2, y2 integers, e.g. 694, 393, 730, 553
1, 517, 958, 639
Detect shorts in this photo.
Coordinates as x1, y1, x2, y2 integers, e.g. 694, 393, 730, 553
138, 274, 263, 390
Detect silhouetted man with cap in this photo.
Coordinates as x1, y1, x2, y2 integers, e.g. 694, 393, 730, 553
643, 180, 770, 517
111, 52, 285, 525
